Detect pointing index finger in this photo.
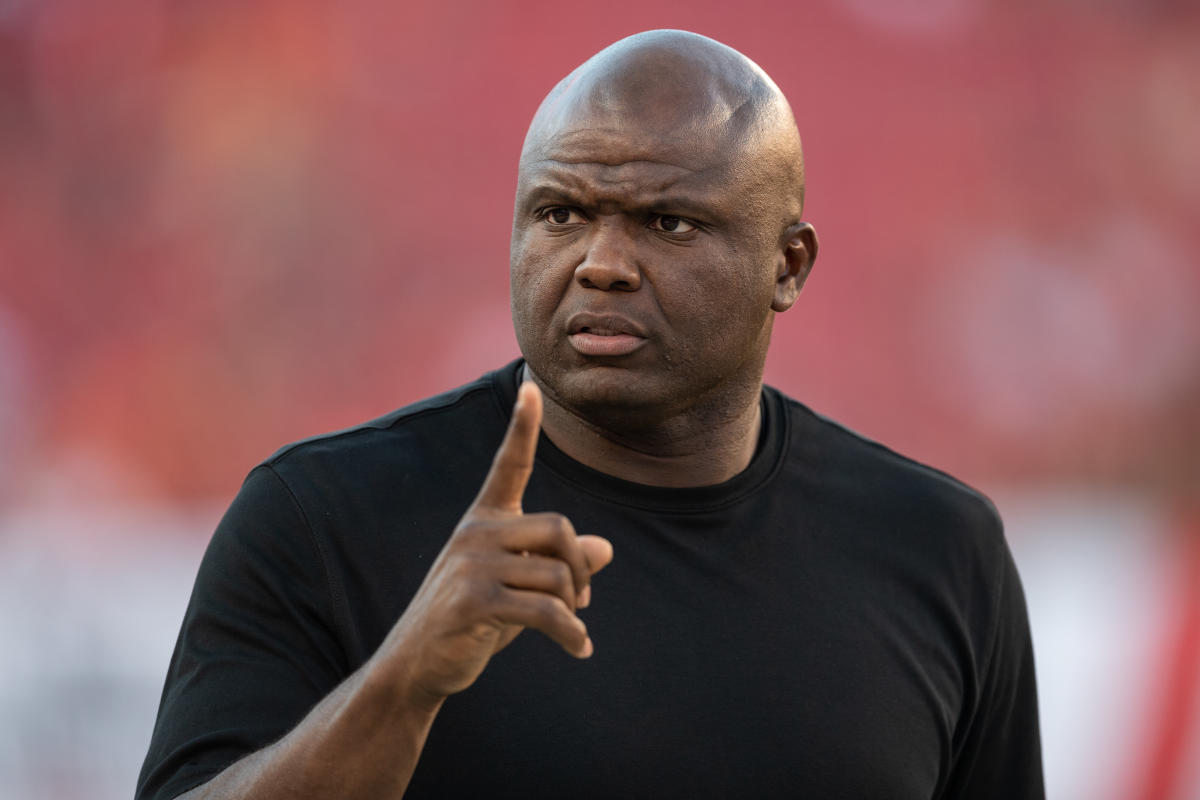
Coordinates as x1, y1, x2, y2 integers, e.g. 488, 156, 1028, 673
473, 381, 542, 514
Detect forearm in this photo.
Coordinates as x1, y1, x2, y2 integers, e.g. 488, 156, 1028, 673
161, 384, 609, 800
177, 654, 443, 800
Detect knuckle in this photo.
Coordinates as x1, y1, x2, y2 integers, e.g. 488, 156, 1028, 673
454, 569, 491, 604
479, 579, 503, 607
453, 518, 484, 542
547, 514, 574, 546
495, 451, 530, 476
532, 595, 565, 629
448, 547, 481, 572
448, 553, 494, 595
549, 560, 574, 598
455, 517, 503, 546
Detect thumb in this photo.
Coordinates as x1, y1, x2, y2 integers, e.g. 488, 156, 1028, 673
578, 535, 614, 576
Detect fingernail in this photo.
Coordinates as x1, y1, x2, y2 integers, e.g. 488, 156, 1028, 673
578, 585, 591, 609
581, 637, 594, 658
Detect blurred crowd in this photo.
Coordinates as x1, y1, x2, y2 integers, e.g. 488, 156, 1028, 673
0, 1, 1197, 798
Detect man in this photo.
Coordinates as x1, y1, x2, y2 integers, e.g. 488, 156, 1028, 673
138, 30, 1043, 799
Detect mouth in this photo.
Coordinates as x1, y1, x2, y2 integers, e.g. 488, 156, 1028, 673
566, 313, 648, 358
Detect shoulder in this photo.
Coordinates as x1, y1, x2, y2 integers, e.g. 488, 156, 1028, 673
242, 363, 517, 520
265, 364, 512, 475
768, 389, 1034, 686
770, 387, 1006, 564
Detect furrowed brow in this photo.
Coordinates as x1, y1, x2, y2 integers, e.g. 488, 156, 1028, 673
520, 184, 584, 214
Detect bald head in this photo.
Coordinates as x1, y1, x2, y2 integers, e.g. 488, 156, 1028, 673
520, 30, 807, 212
508, 30, 819, 440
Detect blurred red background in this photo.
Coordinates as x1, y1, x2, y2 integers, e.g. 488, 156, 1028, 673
3, 0, 1196, 505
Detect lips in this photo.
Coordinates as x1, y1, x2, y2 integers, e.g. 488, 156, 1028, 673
566, 312, 648, 357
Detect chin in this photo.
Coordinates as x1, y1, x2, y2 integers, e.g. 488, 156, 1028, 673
560, 366, 651, 403
534, 357, 652, 403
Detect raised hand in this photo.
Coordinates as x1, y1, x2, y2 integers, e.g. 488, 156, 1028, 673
378, 381, 614, 703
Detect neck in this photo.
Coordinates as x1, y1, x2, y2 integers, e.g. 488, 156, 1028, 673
525, 365, 763, 488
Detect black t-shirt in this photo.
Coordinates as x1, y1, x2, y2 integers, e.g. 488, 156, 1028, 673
137, 361, 1043, 799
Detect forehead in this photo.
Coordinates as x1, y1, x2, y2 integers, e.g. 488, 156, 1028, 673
545, 122, 725, 166
517, 114, 753, 204
526, 79, 754, 162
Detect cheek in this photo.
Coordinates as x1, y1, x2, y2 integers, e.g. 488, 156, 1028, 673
666, 257, 773, 327
665, 261, 776, 358
511, 247, 573, 341
512, 256, 559, 309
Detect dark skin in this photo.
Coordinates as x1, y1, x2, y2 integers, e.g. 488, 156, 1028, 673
176, 30, 815, 799
512, 31, 817, 486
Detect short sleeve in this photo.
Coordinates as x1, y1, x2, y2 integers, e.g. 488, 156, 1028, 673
136, 465, 349, 800
940, 538, 1045, 799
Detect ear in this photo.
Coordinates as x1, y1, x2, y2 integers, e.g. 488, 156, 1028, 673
771, 222, 818, 312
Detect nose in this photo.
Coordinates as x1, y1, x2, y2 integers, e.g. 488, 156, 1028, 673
575, 222, 641, 292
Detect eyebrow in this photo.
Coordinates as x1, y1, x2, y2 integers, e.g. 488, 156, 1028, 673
519, 174, 716, 221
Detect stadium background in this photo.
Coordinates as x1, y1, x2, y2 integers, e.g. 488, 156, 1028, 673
0, 1, 1197, 797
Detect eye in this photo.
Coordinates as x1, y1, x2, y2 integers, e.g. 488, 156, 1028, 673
541, 207, 586, 225
649, 215, 697, 234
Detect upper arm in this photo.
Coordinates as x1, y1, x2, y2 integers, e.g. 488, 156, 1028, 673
940, 533, 1045, 799
136, 465, 348, 800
